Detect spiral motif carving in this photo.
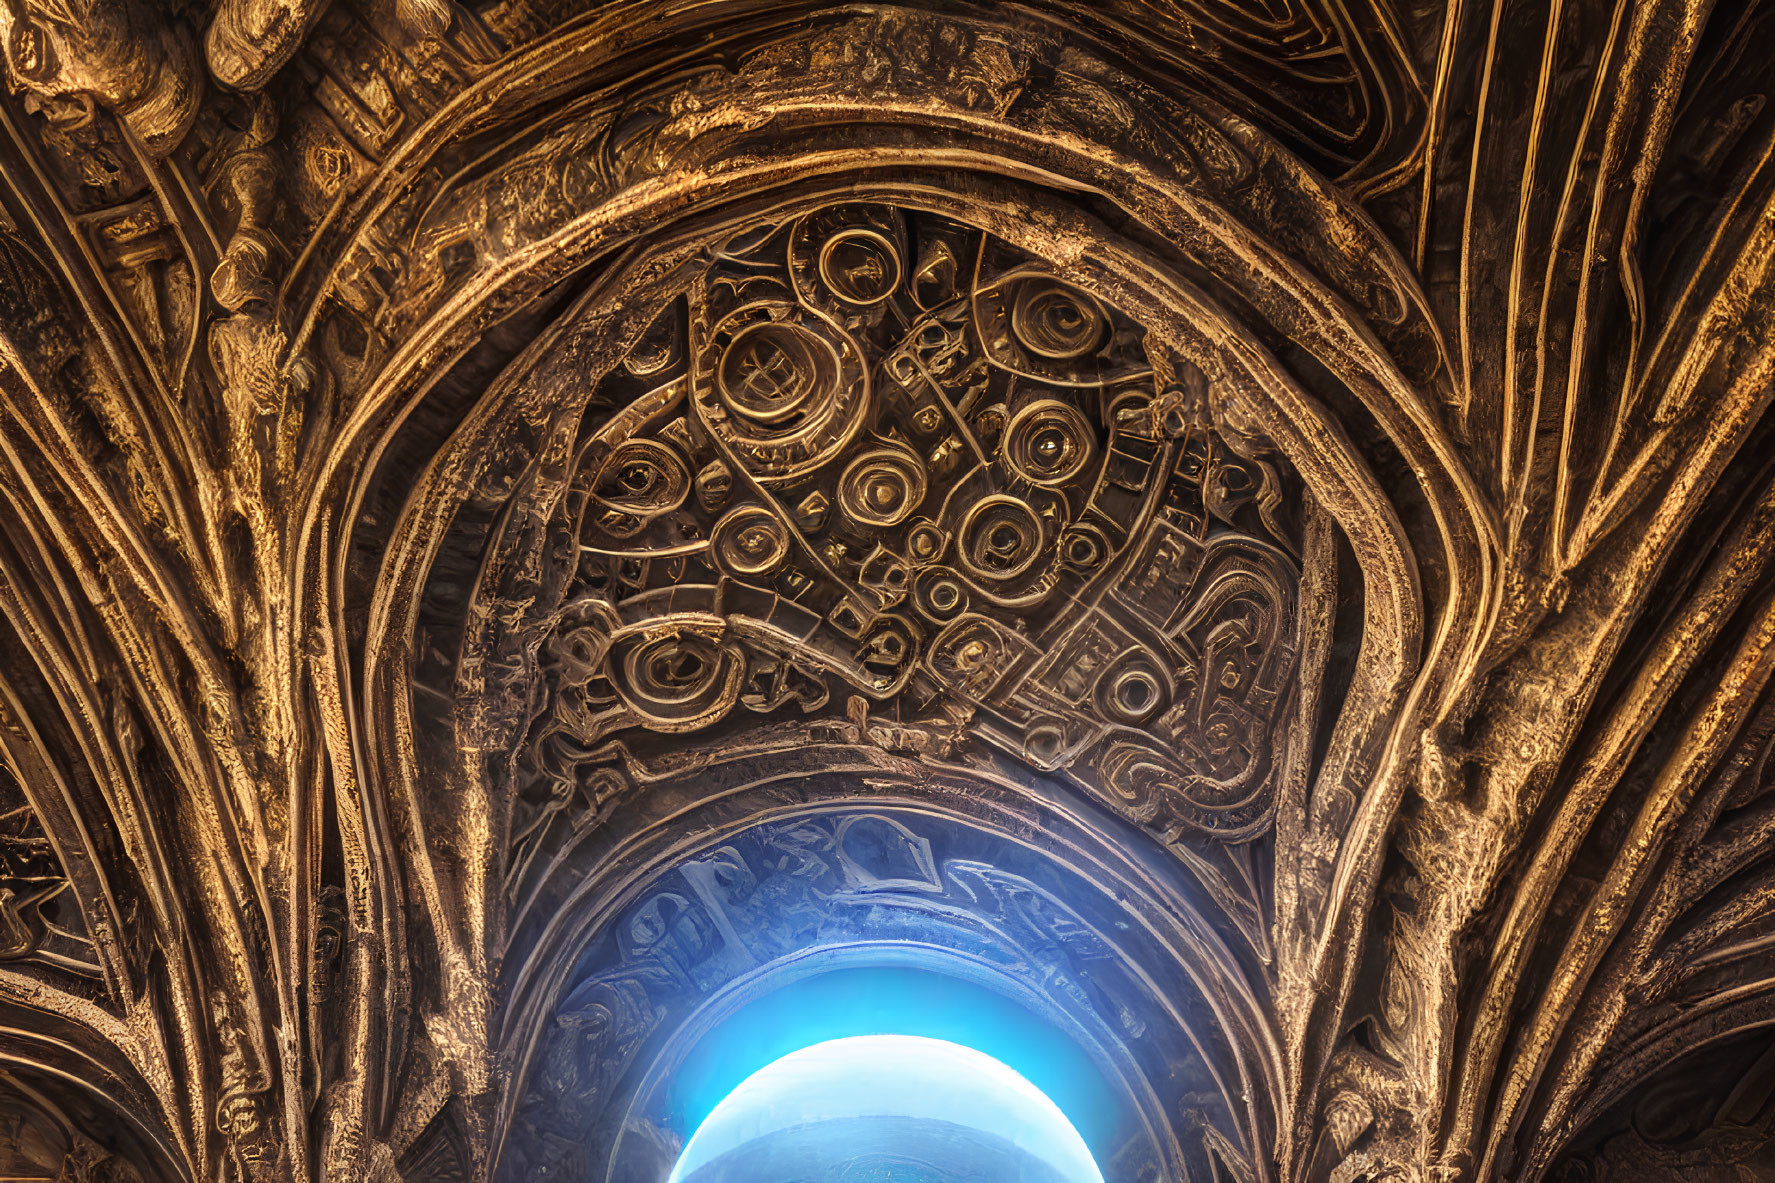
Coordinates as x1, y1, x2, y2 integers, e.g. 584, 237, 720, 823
957, 495, 1046, 582
1097, 654, 1169, 725
544, 200, 1302, 846
1009, 279, 1108, 359
1058, 523, 1110, 571
838, 443, 927, 528
608, 629, 744, 732
711, 505, 791, 576
588, 439, 692, 539
1096, 743, 1174, 827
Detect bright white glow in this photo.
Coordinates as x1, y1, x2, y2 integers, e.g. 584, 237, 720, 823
668, 1034, 1105, 1182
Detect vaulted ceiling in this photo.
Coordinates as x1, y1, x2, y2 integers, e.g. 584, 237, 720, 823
0, 1, 1772, 1180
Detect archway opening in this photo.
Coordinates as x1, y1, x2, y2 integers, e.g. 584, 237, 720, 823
667, 1035, 1106, 1183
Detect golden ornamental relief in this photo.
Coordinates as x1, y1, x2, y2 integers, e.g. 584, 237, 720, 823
0, 2, 1769, 1183
518, 202, 1303, 851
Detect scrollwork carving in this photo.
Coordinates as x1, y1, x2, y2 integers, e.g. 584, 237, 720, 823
0, 1, 1769, 1180
513, 202, 1306, 845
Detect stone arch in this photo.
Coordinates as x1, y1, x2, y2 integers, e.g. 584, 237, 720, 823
302, 12, 1488, 1177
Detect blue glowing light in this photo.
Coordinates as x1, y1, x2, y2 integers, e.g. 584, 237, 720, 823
667, 1034, 1107, 1183
666, 965, 1118, 1148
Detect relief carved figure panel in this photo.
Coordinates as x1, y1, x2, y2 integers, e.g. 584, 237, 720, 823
0, 1, 1770, 1182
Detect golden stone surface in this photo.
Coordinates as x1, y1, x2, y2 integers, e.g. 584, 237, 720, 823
0, 1, 1770, 1179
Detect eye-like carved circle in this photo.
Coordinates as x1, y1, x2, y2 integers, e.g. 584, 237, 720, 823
839, 444, 927, 528
1099, 658, 1168, 725
712, 505, 791, 576
590, 439, 692, 537
1026, 721, 1067, 766
609, 631, 743, 731
1009, 280, 1108, 360
958, 495, 1045, 581
1004, 399, 1095, 486
819, 228, 902, 305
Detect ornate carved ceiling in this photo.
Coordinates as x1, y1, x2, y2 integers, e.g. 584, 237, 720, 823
0, 0, 1772, 1181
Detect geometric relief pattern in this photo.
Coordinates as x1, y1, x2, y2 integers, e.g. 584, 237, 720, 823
518, 203, 1301, 868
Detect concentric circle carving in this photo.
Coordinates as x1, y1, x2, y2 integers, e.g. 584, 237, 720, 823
535, 200, 1302, 866
591, 439, 691, 516
1003, 399, 1095, 486
819, 229, 901, 305
912, 568, 969, 622
957, 495, 1046, 582
608, 629, 743, 731
838, 443, 927, 528
692, 302, 868, 481
1097, 655, 1169, 725
790, 203, 908, 312
588, 438, 692, 539
716, 321, 831, 425
711, 505, 790, 576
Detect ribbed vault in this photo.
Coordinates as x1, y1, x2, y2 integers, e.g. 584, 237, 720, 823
0, 2, 1770, 1182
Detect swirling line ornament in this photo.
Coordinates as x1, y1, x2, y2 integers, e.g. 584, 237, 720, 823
1010, 279, 1109, 360
692, 302, 869, 481
1095, 743, 1174, 828
838, 441, 928, 528
524, 201, 1311, 854
607, 626, 744, 732
1003, 399, 1096, 486
957, 495, 1047, 582
588, 438, 692, 539
711, 505, 791, 576
972, 268, 1140, 388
